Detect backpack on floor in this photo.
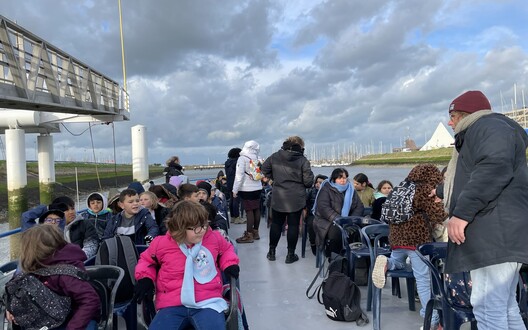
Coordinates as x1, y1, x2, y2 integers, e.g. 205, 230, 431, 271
380, 179, 416, 224
96, 235, 139, 303
317, 268, 369, 325
3, 264, 88, 330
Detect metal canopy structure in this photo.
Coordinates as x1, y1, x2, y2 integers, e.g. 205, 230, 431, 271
0, 15, 129, 125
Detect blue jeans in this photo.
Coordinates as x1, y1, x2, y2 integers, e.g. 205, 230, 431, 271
149, 306, 225, 330
387, 249, 439, 324
470, 262, 525, 330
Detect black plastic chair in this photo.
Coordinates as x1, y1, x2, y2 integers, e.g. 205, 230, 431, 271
0, 260, 19, 330
416, 242, 477, 330
85, 265, 125, 330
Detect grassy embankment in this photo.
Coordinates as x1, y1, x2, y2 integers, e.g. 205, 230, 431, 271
353, 148, 453, 165
0, 161, 163, 215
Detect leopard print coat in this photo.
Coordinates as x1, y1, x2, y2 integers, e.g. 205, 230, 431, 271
388, 164, 448, 248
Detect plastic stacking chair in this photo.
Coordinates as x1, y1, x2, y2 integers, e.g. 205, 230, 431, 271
362, 224, 416, 313
86, 265, 125, 330
416, 242, 477, 330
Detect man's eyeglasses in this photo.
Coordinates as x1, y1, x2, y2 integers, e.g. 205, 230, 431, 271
44, 218, 61, 224
186, 224, 208, 234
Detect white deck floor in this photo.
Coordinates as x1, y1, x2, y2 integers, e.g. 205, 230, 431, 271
230, 220, 438, 330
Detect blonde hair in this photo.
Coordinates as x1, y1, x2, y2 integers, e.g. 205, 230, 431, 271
166, 201, 208, 244
19, 225, 67, 272
140, 191, 159, 209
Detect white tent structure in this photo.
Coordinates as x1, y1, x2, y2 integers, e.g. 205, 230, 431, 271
420, 122, 454, 151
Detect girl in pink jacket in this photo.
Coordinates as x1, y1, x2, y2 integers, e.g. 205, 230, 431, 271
134, 200, 240, 329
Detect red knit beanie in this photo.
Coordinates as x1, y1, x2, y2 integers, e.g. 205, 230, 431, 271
449, 90, 491, 114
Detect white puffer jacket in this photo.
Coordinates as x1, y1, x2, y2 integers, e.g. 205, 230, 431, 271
233, 140, 263, 194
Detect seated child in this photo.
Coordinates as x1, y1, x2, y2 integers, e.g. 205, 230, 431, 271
371, 180, 393, 220
353, 173, 376, 208
177, 183, 201, 203
103, 189, 159, 245
5, 225, 100, 330
140, 191, 170, 235
22, 197, 99, 259
134, 201, 240, 330
79, 192, 113, 239
305, 174, 327, 255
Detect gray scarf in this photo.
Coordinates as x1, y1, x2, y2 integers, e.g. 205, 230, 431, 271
443, 110, 493, 211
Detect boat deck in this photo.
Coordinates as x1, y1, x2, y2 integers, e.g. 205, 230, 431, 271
230, 221, 449, 330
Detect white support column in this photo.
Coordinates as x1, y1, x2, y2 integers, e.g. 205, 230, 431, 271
131, 125, 148, 182
37, 134, 55, 183
5, 128, 27, 190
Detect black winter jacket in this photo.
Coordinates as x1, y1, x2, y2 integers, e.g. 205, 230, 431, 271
445, 113, 528, 273
313, 183, 364, 246
225, 157, 238, 192
261, 149, 314, 212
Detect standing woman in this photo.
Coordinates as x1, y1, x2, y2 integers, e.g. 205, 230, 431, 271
233, 140, 263, 243
313, 168, 364, 257
261, 136, 314, 263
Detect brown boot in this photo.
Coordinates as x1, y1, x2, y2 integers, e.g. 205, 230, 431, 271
252, 229, 260, 240
236, 231, 254, 244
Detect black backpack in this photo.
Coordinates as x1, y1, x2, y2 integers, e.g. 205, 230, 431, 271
96, 235, 139, 303
380, 179, 417, 224
318, 271, 369, 325
3, 264, 88, 330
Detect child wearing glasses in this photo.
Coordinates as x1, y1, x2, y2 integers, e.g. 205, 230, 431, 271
134, 201, 240, 330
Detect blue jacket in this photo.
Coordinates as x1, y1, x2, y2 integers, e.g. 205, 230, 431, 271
21, 205, 66, 231
102, 208, 159, 245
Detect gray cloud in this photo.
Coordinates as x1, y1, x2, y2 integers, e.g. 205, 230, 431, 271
1, 0, 528, 166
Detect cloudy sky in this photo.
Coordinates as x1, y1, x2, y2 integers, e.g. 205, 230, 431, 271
2, 0, 528, 166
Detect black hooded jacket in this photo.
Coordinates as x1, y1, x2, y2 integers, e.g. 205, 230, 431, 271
261, 148, 314, 212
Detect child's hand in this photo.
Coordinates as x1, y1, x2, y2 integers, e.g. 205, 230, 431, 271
224, 265, 240, 279
133, 278, 155, 303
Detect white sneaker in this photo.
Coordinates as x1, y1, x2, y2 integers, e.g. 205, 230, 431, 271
372, 255, 388, 289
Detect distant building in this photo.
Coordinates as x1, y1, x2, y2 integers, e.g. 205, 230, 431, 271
503, 107, 528, 129
420, 122, 454, 151
392, 138, 420, 153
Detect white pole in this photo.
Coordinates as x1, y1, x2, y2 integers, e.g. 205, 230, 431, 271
37, 134, 55, 183
5, 129, 27, 190
131, 125, 149, 182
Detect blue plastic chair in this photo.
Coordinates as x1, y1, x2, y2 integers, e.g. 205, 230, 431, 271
416, 242, 477, 330
362, 224, 415, 312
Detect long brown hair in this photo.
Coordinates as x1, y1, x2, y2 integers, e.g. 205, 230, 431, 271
166, 200, 208, 244
19, 225, 67, 272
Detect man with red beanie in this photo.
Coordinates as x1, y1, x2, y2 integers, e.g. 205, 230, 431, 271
442, 90, 528, 329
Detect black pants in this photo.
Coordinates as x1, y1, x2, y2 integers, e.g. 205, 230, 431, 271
269, 209, 303, 252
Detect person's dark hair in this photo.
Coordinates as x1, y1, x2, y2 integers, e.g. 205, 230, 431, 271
177, 183, 199, 200
330, 168, 349, 182
376, 180, 393, 191
87, 194, 103, 203
353, 173, 374, 188
315, 174, 328, 182
149, 185, 168, 199
119, 188, 138, 202
281, 136, 305, 153
200, 201, 217, 221
227, 148, 241, 159
52, 196, 75, 208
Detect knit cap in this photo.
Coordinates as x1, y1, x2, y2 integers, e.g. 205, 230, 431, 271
449, 91, 491, 114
